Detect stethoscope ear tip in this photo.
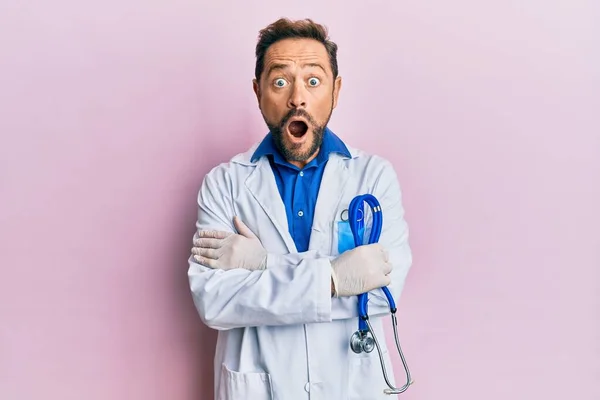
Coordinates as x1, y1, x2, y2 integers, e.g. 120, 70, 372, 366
383, 380, 415, 395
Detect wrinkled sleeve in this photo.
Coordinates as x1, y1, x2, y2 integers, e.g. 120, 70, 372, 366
187, 166, 333, 330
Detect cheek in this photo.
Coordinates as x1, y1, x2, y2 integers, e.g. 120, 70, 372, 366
261, 96, 284, 117
313, 95, 334, 120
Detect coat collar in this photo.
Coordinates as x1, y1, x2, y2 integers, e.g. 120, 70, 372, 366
239, 130, 360, 252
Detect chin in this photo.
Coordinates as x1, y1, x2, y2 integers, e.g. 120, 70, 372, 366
271, 123, 323, 163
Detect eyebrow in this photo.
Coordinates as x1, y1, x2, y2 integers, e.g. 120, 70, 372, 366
266, 62, 327, 76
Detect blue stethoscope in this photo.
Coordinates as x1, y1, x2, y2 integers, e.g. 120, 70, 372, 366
346, 194, 413, 395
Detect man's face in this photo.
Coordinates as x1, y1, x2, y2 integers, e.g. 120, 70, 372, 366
253, 38, 342, 168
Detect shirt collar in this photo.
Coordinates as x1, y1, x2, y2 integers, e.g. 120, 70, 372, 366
251, 127, 351, 168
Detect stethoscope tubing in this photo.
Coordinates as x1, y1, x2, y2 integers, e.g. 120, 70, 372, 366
347, 193, 413, 395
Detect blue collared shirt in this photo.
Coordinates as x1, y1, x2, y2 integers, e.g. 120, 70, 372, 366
251, 128, 351, 252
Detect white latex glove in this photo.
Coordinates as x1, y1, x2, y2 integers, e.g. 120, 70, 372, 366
330, 243, 392, 297
192, 217, 267, 270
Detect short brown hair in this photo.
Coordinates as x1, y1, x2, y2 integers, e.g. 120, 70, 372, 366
254, 18, 339, 81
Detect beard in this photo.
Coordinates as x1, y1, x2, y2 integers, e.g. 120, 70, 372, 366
264, 106, 333, 163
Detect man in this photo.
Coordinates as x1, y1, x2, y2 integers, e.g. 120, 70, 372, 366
187, 18, 413, 400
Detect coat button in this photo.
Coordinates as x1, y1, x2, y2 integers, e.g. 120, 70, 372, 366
304, 382, 310, 392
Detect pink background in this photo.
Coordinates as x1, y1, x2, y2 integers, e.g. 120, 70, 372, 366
1, 1, 599, 399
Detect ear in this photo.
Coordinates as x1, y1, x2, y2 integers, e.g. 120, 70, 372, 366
252, 78, 261, 106
332, 76, 342, 109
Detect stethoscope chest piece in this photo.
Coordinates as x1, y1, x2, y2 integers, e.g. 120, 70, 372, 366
350, 331, 375, 354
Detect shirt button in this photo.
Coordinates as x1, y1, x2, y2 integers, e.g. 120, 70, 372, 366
298, 210, 304, 217
299, 171, 304, 177
304, 382, 310, 392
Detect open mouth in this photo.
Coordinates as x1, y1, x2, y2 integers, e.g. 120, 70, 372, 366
287, 120, 309, 138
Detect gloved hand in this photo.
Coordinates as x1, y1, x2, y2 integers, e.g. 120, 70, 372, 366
330, 243, 392, 297
192, 216, 267, 271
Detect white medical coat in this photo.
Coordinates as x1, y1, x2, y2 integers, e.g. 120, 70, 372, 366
188, 141, 413, 400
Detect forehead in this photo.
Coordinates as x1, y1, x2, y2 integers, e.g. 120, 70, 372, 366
263, 38, 330, 72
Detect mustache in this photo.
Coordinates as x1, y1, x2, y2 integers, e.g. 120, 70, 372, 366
279, 109, 317, 129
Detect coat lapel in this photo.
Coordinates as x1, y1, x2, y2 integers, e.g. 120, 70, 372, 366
244, 157, 297, 253
308, 154, 351, 251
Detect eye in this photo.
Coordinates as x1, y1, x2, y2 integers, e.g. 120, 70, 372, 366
274, 78, 288, 88
308, 77, 320, 87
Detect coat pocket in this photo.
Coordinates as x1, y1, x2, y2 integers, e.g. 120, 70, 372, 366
218, 363, 273, 400
330, 219, 363, 257
348, 348, 394, 400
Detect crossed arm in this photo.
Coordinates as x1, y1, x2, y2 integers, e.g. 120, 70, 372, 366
187, 163, 412, 330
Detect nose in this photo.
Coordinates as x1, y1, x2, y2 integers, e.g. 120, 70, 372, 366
287, 82, 307, 109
